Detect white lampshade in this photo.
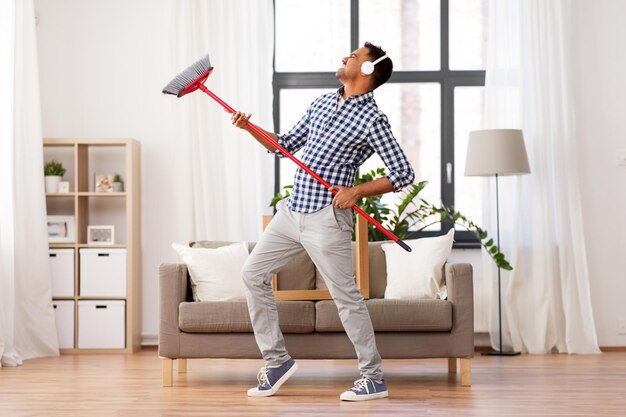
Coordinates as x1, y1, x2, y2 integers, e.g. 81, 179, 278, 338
464, 129, 531, 176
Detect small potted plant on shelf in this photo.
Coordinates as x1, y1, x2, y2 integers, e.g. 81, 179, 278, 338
112, 173, 124, 192
44, 159, 67, 193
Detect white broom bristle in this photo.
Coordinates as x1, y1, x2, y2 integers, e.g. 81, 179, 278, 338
162, 54, 213, 97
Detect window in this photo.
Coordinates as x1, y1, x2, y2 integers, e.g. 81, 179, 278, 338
274, 0, 487, 245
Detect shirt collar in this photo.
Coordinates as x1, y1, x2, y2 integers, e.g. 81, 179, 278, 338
336, 87, 374, 105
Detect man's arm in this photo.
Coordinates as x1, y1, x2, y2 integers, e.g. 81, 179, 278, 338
230, 111, 278, 153
230, 110, 309, 156
331, 115, 415, 210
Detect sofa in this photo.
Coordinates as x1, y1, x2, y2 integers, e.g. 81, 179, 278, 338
159, 221, 474, 388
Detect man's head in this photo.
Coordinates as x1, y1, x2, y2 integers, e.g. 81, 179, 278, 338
336, 42, 393, 91
362, 42, 393, 89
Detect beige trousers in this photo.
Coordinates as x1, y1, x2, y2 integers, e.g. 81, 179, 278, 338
241, 199, 383, 381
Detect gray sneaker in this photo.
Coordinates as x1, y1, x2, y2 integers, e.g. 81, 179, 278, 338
340, 377, 389, 401
247, 359, 298, 397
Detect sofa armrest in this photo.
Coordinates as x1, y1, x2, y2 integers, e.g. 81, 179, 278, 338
445, 263, 474, 355
158, 263, 189, 358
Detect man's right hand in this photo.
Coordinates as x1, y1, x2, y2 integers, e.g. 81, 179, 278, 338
227, 109, 279, 153
230, 110, 252, 130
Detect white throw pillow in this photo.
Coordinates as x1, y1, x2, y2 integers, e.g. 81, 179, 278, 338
171, 242, 249, 302
382, 229, 455, 300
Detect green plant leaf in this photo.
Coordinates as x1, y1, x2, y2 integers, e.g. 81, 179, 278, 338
269, 185, 293, 207
396, 182, 427, 218
44, 159, 66, 176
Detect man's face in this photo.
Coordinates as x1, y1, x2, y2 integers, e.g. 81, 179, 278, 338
336, 46, 371, 81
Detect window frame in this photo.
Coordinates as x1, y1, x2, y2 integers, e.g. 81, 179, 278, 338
273, 0, 485, 247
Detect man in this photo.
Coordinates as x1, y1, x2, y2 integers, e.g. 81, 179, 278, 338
230, 42, 415, 401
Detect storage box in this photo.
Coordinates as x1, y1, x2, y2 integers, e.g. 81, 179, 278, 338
78, 300, 125, 349
79, 248, 126, 296
52, 301, 75, 349
50, 249, 74, 297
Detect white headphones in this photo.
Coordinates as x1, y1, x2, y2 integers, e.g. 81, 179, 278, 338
361, 54, 389, 75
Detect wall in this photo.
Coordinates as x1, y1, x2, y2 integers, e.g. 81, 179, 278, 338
35, 0, 193, 345
34, 0, 625, 347
573, 0, 626, 347
30, 0, 489, 345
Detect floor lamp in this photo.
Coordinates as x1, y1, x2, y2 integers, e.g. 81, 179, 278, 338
464, 129, 530, 356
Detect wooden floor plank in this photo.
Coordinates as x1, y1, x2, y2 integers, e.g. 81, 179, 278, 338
1, 348, 625, 416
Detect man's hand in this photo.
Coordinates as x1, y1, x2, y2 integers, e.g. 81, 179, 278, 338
227, 110, 279, 153
330, 178, 394, 209
329, 185, 360, 209
230, 110, 251, 130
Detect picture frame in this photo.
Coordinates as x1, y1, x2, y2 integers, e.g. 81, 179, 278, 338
87, 225, 115, 245
58, 181, 70, 193
94, 174, 113, 192
47, 215, 76, 243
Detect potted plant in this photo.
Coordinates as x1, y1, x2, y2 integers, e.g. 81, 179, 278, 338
112, 173, 124, 192
44, 160, 67, 193
271, 168, 512, 270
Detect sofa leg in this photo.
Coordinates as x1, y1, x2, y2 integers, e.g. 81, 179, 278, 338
162, 358, 173, 387
460, 358, 471, 387
178, 358, 187, 374
448, 358, 457, 373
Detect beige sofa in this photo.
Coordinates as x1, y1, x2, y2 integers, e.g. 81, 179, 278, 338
158, 232, 474, 388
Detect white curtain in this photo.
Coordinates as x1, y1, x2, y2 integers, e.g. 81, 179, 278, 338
170, 0, 275, 242
482, 0, 600, 353
0, 0, 59, 367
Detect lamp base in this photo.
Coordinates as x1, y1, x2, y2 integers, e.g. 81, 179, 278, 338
481, 350, 521, 356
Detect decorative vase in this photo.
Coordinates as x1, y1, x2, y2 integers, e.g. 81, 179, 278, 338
112, 182, 123, 192
45, 175, 61, 193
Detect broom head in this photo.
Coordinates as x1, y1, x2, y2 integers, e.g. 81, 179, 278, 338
162, 54, 213, 97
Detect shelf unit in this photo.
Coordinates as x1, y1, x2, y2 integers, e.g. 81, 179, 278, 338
44, 138, 141, 353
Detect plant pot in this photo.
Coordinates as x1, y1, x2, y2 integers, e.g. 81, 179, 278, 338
112, 182, 124, 192
45, 176, 61, 193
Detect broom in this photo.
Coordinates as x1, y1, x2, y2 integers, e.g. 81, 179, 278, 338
163, 54, 411, 252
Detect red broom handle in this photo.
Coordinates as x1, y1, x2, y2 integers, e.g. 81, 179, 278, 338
197, 84, 411, 252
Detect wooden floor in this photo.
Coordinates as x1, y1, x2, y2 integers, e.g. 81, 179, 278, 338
1, 347, 625, 416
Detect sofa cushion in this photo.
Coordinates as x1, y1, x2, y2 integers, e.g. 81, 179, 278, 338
315, 298, 452, 332
274, 249, 316, 290
179, 300, 316, 333
315, 242, 388, 299
364, 242, 388, 298
191, 241, 315, 290
172, 242, 248, 302
191, 240, 256, 252
382, 230, 455, 300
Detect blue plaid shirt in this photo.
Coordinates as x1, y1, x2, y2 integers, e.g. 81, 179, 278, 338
276, 88, 415, 213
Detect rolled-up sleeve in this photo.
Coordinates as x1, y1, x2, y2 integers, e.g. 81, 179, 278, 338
271, 109, 310, 158
367, 115, 415, 191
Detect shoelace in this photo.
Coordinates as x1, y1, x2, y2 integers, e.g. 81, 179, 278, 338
257, 367, 270, 387
351, 377, 373, 394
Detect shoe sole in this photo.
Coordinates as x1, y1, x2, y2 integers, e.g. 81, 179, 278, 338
247, 362, 299, 397
340, 390, 389, 401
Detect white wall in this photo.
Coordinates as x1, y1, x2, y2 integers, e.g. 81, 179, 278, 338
573, 0, 626, 347
35, 0, 193, 345
34, 0, 625, 347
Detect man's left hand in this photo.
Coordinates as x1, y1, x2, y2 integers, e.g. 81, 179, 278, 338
329, 185, 360, 209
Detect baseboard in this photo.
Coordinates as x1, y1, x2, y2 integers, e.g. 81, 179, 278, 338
141, 333, 158, 346
600, 346, 626, 352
